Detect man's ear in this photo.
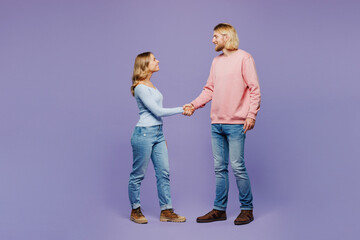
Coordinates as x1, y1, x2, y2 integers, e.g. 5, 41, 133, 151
224, 34, 230, 43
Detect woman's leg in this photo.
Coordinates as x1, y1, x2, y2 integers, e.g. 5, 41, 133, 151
152, 126, 186, 222
151, 138, 172, 210
128, 127, 153, 209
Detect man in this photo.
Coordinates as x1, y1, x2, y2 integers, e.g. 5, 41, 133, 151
184, 23, 261, 225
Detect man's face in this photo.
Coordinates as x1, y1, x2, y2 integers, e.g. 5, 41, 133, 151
212, 31, 226, 52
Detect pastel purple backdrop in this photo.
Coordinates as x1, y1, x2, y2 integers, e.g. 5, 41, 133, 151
1, 0, 359, 239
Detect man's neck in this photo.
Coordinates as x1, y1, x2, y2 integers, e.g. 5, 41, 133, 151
222, 48, 237, 56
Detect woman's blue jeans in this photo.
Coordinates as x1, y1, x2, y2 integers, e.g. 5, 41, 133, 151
211, 124, 253, 211
128, 125, 172, 210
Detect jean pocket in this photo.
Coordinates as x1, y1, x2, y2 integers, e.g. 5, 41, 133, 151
135, 127, 149, 137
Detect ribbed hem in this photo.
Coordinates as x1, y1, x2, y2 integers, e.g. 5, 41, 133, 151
246, 112, 257, 120
190, 101, 203, 110
211, 120, 246, 124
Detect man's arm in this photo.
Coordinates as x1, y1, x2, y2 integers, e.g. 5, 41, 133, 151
243, 56, 261, 120
242, 56, 261, 133
184, 60, 216, 116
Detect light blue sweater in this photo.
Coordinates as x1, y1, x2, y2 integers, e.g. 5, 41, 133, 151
134, 84, 183, 127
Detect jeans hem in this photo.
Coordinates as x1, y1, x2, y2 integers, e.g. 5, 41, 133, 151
160, 204, 173, 211
240, 207, 253, 210
131, 203, 141, 209
213, 206, 226, 211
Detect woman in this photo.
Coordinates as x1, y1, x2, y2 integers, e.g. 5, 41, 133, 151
128, 52, 186, 224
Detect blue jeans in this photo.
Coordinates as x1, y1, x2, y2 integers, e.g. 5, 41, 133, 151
211, 124, 253, 211
128, 125, 172, 210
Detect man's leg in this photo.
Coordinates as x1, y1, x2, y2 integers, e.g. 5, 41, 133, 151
225, 124, 254, 225
226, 124, 253, 210
211, 124, 230, 211
196, 124, 228, 223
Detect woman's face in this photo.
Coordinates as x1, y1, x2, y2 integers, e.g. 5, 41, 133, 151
148, 54, 160, 73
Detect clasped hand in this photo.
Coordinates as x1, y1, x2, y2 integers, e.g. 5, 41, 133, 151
182, 104, 195, 116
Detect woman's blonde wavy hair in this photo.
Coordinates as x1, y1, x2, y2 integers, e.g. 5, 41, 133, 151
214, 23, 239, 50
131, 52, 152, 96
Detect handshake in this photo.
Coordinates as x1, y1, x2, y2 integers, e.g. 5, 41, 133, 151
182, 104, 195, 116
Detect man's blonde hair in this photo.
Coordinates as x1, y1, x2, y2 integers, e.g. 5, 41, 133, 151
214, 23, 239, 50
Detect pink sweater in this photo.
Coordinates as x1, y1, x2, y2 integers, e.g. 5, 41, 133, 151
191, 49, 261, 124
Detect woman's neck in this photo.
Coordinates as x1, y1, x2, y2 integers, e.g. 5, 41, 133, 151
144, 73, 152, 82
140, 74, 156, 88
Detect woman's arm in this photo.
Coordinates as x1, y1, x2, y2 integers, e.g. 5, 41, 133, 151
135, 86, 183, 117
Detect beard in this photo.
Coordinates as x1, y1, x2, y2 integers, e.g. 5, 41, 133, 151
215, 43, 225, 52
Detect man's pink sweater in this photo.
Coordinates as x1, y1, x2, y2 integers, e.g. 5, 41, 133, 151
191, 49, 261, 124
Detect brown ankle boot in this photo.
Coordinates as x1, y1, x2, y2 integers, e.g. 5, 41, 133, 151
234, 210, 254, 225
196, 209, 227, 223
130, 207, 148, 224
160, 209, 186, 222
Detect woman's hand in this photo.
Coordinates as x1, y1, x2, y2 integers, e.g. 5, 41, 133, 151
183, 104, 195, 116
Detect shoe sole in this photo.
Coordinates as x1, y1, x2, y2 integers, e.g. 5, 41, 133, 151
130, 217, 148, 224
196, 217, 227, 223
234, 218, 254, 225
160, 217, 186, 222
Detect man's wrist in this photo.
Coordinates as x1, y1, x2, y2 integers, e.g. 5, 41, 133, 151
246, 113, 256, 120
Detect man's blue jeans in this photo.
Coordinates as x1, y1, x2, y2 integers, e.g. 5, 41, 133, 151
211, 124, 253, 211
128, 125, 172, 210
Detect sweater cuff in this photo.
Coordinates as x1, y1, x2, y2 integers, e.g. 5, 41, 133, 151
190, 100, 203, 110
247, 112, 257, 120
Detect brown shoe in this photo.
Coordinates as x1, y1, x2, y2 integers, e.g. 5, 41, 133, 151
160, 209, 186, 222
234, 210, 254, 225
130, 207, 148, 224
196, 209, 227, 223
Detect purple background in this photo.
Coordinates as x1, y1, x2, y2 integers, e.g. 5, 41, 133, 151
1, 0, 360, 239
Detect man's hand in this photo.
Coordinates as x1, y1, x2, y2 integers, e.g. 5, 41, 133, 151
183, 104, 195, 116
243, 118, 255, 134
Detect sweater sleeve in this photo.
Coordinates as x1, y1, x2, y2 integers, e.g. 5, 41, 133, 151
135, 86, 183, 117
190, 60, 215, 109
242, 56, 261, 120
